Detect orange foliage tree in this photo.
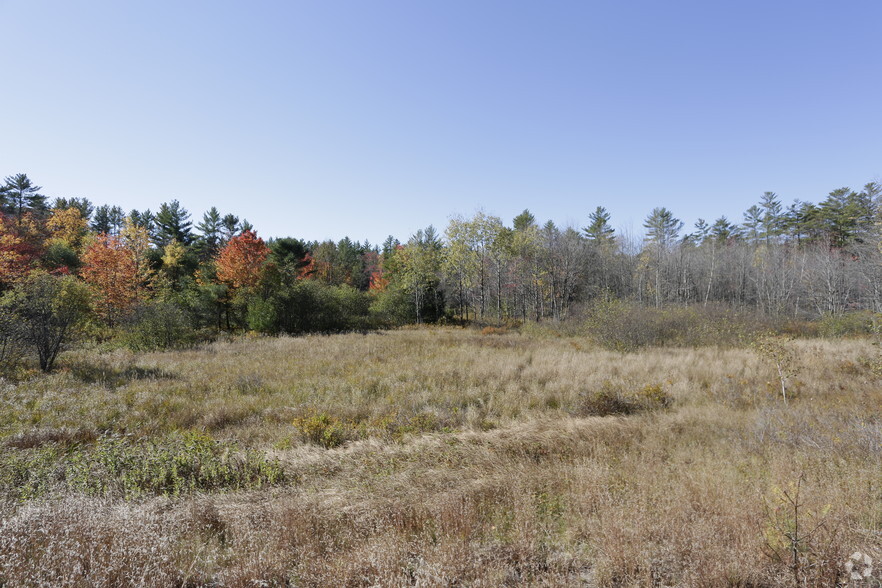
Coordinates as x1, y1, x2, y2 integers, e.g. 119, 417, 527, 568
215, 230, 270, 290
81, 234, 142, 327
0, 213, 40, 287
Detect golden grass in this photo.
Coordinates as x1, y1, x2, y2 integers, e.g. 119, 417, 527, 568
0, 328, 880, 585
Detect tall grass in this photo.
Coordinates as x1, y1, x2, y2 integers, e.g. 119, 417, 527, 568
0, 328, 880, 585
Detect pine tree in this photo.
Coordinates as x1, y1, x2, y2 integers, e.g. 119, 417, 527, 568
91, 205, 113, 234
51, 197, 94, 221
3, 174, 47, 222
195, 207, 223, 259
583, 206, 615, 245
643, 207, 682, 248
759, 192, 784, 244
221, 214, 240, 244
154, 200, 193, 247
710, 216, 738, 245
742, 205, 762, 244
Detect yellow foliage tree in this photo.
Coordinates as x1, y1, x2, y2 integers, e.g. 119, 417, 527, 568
45, 207, 88, 252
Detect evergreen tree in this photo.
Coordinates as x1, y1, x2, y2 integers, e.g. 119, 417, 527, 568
3, 173, 47, 221
742, 205, 762, 244
91, 205, 112, 234
642, 208, 682, 307
381, 235, 400, 256
689, 218, 710, 245
221, 214, 240, 243
643, 207, 682, 248
582, 206, 615, 244
759, 192, 784, 244
195, 207, 223, 259
710, 216, 738, 245
268, 237, 308, 272
818, 188, 858, 247
154, 200, 193, 246
129, 209, 156, 232
108, 206, 125, 235
51, 197, 94, 220
513, 209, 536, 231
852, 183, 880, 243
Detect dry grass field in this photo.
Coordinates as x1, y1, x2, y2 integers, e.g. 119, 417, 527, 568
0, 327, 881, 586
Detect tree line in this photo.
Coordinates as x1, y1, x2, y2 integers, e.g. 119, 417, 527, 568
1, 172, 880, 369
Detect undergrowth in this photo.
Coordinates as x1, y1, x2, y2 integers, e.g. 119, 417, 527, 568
0, 431, 285, 501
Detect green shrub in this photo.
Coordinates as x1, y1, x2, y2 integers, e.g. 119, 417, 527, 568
247, 281, 373, 335
292, 410, 358, 449
0, 431, 286, 501
122, 301, 198, 351
43, 241, 81, 273
818, 311, 881, 338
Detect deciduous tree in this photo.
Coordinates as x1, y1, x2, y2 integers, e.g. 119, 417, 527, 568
8, 273, 90, 371
216, 230, 270, 290
81, 234, 142, 327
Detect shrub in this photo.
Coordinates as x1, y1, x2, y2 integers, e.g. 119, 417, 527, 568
0, 431, 286, 501
369, 282, 414, 326
0, 306, 25, 376
585, 299, 762, 350
122, 301, 197, 351
248, 281, 373, 335
292, 410, 357, 449
818, 311, 881, 338
5, 274, 91, 371
574, 382, 637, 416
573, 381, 671, 416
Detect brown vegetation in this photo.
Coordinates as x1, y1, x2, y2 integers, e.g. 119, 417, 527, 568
0, 328, 880, 585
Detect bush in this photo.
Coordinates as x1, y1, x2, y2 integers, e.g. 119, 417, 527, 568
291, 410, 358, 449
369, 283, 414, 326
0, 431, 286, 501
247, 281, 373, 335
4, 274, 91, 371
122, 301, 197, 351
43, 241, 81, 273
573, 381, 671, 416
818, 311, 881, 338
0, 307, 25, 376
575, 384, 636, 416
584, 300, 762, 351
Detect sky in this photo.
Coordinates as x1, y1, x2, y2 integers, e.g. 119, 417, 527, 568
2, 0, 881, 246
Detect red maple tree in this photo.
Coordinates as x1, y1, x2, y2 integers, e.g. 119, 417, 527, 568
215, 230, 270, 290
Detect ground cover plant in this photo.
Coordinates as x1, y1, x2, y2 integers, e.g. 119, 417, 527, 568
0, 326, 880, 586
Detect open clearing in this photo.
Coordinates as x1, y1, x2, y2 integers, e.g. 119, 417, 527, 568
1, 328, 881, 586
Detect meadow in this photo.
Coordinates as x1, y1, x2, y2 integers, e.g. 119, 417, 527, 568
0, 326, 880, 586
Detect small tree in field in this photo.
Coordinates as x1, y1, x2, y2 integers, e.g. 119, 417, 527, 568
8, 274, 90, 371
753, 333, 797, 404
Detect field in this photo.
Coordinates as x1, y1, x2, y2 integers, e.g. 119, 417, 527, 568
0, 327, 881, 586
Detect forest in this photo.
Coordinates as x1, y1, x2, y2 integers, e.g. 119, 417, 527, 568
1, 171, 881, 372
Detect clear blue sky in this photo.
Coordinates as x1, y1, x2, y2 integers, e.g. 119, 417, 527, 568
3, 0, 880, 245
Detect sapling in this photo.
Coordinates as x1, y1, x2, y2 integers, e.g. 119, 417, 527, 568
754, 333, 797, 404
